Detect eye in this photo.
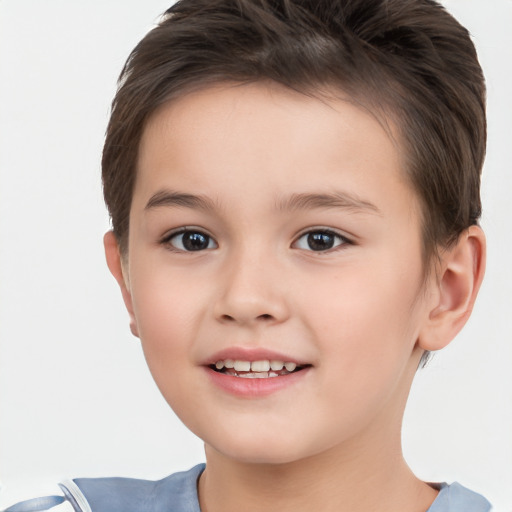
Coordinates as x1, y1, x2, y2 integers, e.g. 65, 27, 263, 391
164, 229, 217, 252
293, 229, 348, 252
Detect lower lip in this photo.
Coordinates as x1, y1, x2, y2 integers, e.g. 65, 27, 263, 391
204, 366, 311, 398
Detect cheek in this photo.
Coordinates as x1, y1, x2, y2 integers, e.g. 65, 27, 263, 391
132, 282, 206, 418
302, 257, 424, 381
128, 265, 205, 381
299, 274, 424, 442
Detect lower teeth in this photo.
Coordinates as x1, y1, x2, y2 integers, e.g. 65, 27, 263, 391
224, 370, 287, 378
211, 364, 307, 378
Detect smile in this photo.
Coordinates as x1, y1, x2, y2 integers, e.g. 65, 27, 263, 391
211, 359, 307, 378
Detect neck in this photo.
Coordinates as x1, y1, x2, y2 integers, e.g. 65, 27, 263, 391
198, 418, 437, 512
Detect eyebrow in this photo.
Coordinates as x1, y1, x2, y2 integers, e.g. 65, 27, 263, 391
144, 188, 381, 216
145, 190, 218, 211
276, 191, 381, 215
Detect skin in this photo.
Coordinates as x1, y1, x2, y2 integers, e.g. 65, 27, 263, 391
105, 82, 485, 512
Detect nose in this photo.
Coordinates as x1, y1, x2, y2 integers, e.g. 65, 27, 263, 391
213, 248, 290, 326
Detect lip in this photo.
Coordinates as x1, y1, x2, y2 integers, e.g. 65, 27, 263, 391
202, 346, 312, 398
204, 364, 311, 398
203, 347, 308, 366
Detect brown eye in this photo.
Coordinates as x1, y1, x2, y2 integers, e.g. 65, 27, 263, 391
168, 230, 217, 251
307, 232, 336, 251
294, 230, 347, 252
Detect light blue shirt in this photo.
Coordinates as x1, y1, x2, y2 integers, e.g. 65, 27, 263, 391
428, 481, 491, 512
3, 464, 492, 512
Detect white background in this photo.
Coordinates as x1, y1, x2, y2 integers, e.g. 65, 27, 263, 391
0, 1, 511, 510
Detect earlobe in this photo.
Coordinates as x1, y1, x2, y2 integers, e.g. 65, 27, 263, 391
103, 231, 140, 338
418, 225, 486, 351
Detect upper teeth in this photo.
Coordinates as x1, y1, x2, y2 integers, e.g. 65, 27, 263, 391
214, 360, 297, 372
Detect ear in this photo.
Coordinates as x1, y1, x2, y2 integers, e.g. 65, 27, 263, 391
418, 225, 486, 351
103, 231, 140, 338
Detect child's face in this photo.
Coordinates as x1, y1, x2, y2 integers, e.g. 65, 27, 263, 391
118, 82, 435, 464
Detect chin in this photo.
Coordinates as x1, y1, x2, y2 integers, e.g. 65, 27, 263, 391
225, 447, 303, 465
202, 427, 328, 466
216, 447, 308, 465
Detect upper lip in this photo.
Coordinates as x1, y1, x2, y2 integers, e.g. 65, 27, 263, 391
203, 347, 310, 366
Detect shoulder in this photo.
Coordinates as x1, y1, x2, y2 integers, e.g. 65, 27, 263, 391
1, 464, 205, 512
428, 482, 492, 512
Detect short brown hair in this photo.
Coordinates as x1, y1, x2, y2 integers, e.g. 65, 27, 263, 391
102, 0, 486, 260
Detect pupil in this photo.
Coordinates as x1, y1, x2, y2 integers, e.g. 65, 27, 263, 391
183, 232, 209, 251
307, 232, 334, 251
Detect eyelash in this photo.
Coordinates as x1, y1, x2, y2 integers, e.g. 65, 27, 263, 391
292, 228, 351, 253
160, 227, 217, 252
160, 227, 352, 253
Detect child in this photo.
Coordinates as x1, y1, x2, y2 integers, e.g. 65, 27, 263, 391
3, 0, 492, 510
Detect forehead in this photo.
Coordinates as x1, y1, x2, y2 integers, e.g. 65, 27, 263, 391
134, 81, 417, 219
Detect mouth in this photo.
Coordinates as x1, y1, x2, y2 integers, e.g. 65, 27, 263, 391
209, 359, 310, 379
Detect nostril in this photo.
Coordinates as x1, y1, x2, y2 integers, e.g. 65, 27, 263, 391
219, 312, 274, 324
